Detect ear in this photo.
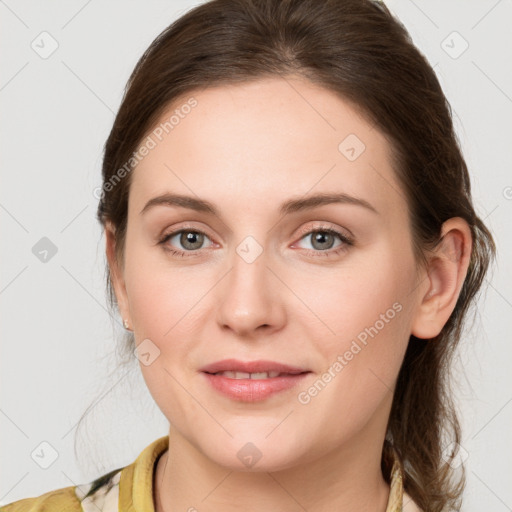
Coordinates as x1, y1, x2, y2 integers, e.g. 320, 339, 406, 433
411, 217, 473, 339
105, 222, 132, 328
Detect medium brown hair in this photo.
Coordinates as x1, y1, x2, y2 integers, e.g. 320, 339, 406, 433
95, 0, 496, 509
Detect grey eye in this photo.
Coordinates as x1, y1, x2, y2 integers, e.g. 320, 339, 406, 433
165, 230, 211, 251
308, 231, 337, 251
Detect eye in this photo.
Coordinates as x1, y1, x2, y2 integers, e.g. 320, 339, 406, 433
158, 228, 214, 257
158, 224, 353, 259
293, 225, 353, 256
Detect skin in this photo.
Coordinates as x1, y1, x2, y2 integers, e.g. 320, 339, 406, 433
106, 76, 472, 512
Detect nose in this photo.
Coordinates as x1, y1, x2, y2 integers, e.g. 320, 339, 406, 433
216, 242, 287, 339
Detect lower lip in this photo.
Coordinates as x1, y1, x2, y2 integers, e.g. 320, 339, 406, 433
202, 372, 310, 402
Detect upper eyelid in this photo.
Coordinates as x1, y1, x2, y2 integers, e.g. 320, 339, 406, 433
294, 222, 353, 239
161, 222, 214, 239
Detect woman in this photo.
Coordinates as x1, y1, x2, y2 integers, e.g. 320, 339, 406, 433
2, 0, 495, 510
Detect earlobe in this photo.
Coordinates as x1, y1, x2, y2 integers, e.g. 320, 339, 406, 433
411, 218, 472, 340
105, 222, 132, 328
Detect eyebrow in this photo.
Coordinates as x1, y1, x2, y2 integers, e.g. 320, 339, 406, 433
139, 192, 379, 217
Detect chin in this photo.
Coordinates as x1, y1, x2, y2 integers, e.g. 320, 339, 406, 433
202, 437, 307, 473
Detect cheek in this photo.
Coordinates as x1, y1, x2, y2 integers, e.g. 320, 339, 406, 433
292, 245, 416, 426
123, 250, 209, 425
124, 243, 209, 337
303, 245, 416, 354
292, 268, 414, 449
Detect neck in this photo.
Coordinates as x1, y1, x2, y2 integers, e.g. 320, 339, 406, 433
154, 428, 392, 512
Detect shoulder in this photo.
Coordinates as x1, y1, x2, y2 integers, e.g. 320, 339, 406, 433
1, 436, 169, 512
0, 467, 123, 512
0, 485, 82, 512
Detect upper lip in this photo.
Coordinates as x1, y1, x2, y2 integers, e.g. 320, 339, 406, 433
200, 359, 309, 374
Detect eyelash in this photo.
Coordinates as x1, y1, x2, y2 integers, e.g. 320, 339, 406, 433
158, 225, 354, 259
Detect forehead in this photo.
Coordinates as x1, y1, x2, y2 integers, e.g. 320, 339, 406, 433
130, 76, 405, 218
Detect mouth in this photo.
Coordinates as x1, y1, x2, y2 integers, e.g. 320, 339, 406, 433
200, 359, 312, 401
204, 370, 305, 379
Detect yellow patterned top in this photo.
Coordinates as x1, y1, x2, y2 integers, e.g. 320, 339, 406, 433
1, 436, 421, 511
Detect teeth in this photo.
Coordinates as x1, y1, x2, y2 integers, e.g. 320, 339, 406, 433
215, 370, 282, 379
250, 372, 271, 379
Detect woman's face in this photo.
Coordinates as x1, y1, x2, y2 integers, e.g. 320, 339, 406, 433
111, 76, 429, 471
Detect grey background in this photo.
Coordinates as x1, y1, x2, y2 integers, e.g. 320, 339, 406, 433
1, 0, 511, 509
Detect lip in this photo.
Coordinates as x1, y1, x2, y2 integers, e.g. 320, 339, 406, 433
200, 359, 311, 402
200, 358, 308, 374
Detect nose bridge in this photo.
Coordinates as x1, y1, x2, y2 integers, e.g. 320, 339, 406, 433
216, 234, 283, 335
